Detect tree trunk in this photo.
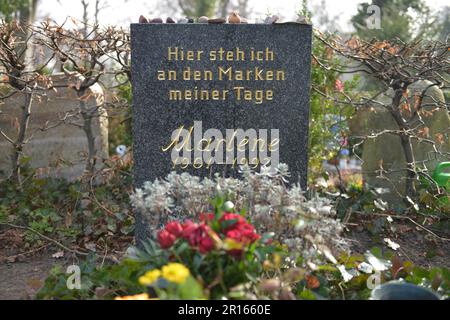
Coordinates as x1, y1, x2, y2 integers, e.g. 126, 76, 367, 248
11, 90, 33, 187
78, 91, 97, 175
390, 89, 417, 202
399, 133, 417, 199
18, 0, 39, 67
19, 0, 38, 24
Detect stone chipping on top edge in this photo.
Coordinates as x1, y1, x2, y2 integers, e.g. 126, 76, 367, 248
136, 13, 311, 25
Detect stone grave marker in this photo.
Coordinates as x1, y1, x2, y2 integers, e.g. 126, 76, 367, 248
0, 73, 109, 181
349, 80, 450, 204
131, 23, 313, 193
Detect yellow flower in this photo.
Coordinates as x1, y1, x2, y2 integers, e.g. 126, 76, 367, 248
139, 269, 161, 286
224, 238, 244, 251
273, 253, 282, 268
161, 263, 190, 284
115, 293, 150, 300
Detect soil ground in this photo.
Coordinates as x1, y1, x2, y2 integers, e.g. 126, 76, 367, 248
0, 217, 448, 300
0, 253, 57, 300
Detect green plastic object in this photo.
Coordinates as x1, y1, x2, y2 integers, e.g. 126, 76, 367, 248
432, 162, 450, 208
432, 162, 450, 190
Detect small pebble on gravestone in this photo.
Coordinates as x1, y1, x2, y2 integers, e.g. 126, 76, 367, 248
197, 16, 209, 24
264, 15, 279, 24
166, 17, 176, 24
208, 17, 226, 24
228, 12, 241, 24
138, 15, 148, 24
150, 18, 163, 23
178, 17, 189, 23
187, 17, 195, 23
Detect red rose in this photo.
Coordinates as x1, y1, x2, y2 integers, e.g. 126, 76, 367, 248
219, 213, 246, 232
184, 223, 215, 254
199, 233, 214, 254
226, 223, 261, 245
158, 229, 176, 249
182, 220, 199, 240
165, 221, 183, 238
226, 229, 243, 242
238, 224, 261, 242
187, 228, 199, 247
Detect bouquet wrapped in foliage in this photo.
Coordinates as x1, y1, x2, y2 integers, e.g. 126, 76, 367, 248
131, 196, 281, 298
131, 165, 348, 267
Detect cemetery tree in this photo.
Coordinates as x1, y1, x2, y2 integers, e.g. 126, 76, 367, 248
309, 32, 357, 185
1, 0, 39, 65
350, 0, 430, 42
427, 6, 450, 41
35, 21, 124, 175
0, 21, 53, 186
315, 33, 449, 203
0, 0, 37, 22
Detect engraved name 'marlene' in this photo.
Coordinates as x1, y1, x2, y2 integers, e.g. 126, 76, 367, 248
162, 121, 280, 170
157, 47, 286, 104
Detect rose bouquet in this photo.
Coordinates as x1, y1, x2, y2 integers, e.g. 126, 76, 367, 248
158, 213, 261, 257
133, 197, 280, 298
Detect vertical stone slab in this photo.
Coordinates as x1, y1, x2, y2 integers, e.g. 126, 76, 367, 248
349, 80, 450, 204
132, 24, 312, 184
131, 24, 312, 242
0, 74, 109, 181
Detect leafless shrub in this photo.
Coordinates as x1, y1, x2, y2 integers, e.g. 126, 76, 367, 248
314, 32, 450, 204
0, 21, 54, 186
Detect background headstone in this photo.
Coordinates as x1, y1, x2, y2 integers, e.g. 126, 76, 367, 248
349, 80, 450, 204
0, 73, 109, 181
131, 24, 312, 187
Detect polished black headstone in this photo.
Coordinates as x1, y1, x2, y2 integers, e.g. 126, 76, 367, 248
131, 23, 312, 242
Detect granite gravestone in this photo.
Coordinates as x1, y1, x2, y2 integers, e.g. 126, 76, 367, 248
131, 24, 312, 190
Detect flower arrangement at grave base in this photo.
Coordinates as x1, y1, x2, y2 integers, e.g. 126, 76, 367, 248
36, 166, 353, 300
115, 263, 205, 300
131, 165, 348, 266
128, 165, 351, 299
131, 196, 282, 299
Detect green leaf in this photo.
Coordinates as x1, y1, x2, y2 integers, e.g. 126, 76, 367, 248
298, 289, 317, 300
178, 276, 205, 300
370, 247, 383, 259
220, 219, 240, 230
239, 207, 247, 218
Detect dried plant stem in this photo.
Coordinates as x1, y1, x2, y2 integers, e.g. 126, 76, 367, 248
0, 223, 89, 257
